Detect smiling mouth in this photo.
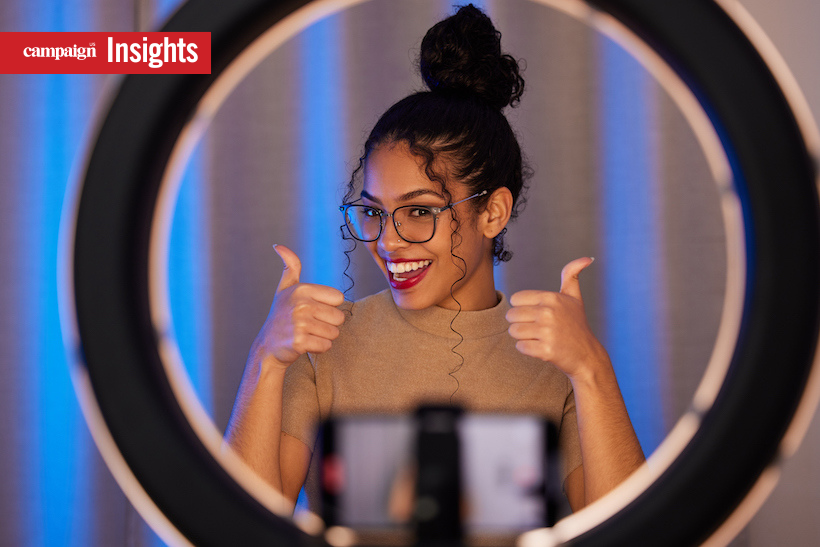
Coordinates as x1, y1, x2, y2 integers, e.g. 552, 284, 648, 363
386, 260, 432, 281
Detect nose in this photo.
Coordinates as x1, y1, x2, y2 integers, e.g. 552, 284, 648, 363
377, 214, 408, 252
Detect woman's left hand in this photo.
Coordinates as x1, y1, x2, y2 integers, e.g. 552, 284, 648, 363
506, 257, 608, 380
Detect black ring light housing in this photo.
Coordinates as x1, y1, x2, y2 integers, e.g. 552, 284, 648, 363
67, 0, 820, 545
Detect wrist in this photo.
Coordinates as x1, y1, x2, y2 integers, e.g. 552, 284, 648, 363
567, 347, 616, 392
247, 344, 292, 377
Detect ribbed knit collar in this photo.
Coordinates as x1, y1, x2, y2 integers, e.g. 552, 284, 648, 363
384, 289, 511, 340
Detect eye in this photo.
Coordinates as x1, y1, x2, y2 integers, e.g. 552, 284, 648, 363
362, 206, 382, 218
407, 206, 433, 218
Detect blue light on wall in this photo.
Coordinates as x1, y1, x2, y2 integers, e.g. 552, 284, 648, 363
29, 72, 93, 547
598, 36, 668, 455
292, 13, 349, 513
298, 16, 346, 289
169, 144, 214, 415
18, 0, 95, 544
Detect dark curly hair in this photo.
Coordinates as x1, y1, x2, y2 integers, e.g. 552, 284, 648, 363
342, 3, 530, 264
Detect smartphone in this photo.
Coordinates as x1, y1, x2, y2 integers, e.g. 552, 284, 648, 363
319, 407, 560, 545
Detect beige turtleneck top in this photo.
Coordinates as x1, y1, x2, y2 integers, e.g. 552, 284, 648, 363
282, 289, 582, 487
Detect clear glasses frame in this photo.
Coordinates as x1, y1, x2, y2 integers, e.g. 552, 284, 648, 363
340, 190, 488, 243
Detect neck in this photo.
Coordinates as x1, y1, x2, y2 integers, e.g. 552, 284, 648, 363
437, 255, 499, 311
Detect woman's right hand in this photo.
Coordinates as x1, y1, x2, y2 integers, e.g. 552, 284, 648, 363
250, 244, 346, 368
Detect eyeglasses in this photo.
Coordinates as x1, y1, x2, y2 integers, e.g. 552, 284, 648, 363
340, 190, 488, 243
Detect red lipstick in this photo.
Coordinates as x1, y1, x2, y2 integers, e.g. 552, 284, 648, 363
384, 258, 432, 290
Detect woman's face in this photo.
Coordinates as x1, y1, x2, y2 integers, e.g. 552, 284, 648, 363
362, 141, 498, 311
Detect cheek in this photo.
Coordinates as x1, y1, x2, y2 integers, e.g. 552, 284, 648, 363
446, 216, 483, 252
449, 231, 490, 272
426, 228, 455, 260
365, 242, 381, 261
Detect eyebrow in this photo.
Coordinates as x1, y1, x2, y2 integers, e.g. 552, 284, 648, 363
360, 188, 444, 204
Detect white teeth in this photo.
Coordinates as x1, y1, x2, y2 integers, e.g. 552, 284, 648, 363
387, 260, 431, 274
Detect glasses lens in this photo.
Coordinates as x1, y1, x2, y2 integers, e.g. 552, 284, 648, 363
394, 206, 436, 243
345, 206, 382, 241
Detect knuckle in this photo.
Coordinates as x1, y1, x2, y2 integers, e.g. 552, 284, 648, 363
292, 301, 314, 318
291, 331, 308, 349
291, 283, 309, 295
290, 316, 308, 332
541, 342, 554, 356
541, 292, 559, 305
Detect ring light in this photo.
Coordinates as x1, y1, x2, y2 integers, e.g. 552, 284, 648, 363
62, 0, 820, 545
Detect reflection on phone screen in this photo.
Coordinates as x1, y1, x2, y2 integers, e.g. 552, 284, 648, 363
320, 411, 559, 545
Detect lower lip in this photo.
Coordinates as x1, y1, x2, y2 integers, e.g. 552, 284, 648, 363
388, 264, 430, 290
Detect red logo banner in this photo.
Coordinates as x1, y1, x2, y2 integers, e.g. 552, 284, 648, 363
0, 32, 211, 74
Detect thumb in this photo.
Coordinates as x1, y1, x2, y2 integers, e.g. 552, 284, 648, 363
559, 257, 595, 301
273, 244, 302, 293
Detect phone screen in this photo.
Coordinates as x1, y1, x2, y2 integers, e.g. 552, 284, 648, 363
319, 411, 559, 543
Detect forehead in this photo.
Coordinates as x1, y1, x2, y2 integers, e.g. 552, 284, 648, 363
363, 143, 444, 201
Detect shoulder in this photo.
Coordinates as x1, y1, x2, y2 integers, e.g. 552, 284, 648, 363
350, 288, 395, 310
328, 289, 404, 341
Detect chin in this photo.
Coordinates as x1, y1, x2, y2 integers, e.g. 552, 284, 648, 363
390, 290, 428, 310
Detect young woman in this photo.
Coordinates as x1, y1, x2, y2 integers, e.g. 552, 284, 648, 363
226, 4, 644, 514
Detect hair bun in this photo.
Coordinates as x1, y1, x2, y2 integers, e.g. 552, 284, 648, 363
419, 4, 524, 110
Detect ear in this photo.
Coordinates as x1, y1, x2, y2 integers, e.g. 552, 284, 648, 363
480, 187, 513, 239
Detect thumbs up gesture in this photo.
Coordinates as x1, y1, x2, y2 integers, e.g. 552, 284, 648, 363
251, 244, 346, 368
506, 257, 607, 379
